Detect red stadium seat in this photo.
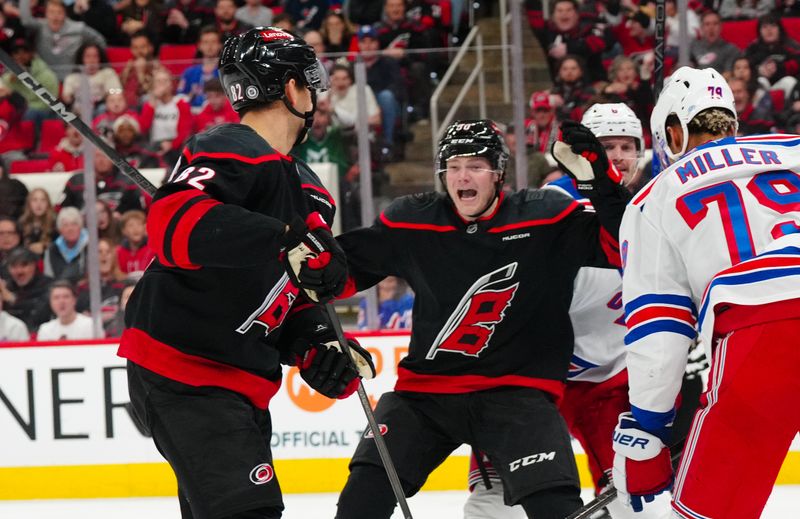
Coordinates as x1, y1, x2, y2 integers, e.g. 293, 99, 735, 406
10, 158, 52, 174
784, 17, 800, 41
721, 20, 757, 50
37, 119, 66, 155
769, 89, 785, 113
106, 46, 133, 74
158, 44, 197, 75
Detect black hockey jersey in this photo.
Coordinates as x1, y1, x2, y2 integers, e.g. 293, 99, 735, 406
337, 186, 628, 399
118, 124, 336, 409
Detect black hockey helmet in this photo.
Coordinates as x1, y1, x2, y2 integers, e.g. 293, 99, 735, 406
436, 120, 509, 181
219, 27, 329, 139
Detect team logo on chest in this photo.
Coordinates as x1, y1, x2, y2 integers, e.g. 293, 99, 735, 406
426, 263, 519, 359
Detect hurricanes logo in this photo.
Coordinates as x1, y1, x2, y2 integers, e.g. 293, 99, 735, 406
363, 424, 389, 438
426, 263, 519, 360
237, 273, 298, 335
249, 463, 274, 485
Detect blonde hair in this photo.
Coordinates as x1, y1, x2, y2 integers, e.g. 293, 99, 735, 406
18, 188, 56, 248
688, 108, 737, 137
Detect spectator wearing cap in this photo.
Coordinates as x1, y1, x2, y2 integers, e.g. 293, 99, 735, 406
47, 123, 85, 172
0, 289, 29, 341
37, 280, 97, 340
19, 0, 106, 81
690, 10, 741, 74
235, 0, 273, 28
358, 24, 403, 157
524, 91, 558, 154
112, 114, 163, 169
0, 34, 59, 136
745, 14, 800, 94
0, 247, 53, 333
177, 26, 222, 111
193, 78, 239, 133
535, 0, 612, 82
60, 145, 145, 215
43, 207, 89, 284
718, 0, 773, 21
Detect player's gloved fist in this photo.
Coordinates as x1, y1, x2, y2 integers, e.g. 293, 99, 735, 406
551, 121, 622, 191
612, 412, 673, 512
294, 336, 376, 399
281, 212, 348, 303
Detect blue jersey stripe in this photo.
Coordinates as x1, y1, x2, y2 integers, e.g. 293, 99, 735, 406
625, 293, 697, 317
625, 320, 697, 345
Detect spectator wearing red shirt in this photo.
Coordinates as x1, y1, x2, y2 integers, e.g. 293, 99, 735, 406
192, 77, 239, 133
612, 10, 655, 63
48, 124, 85, 172
534, 0, 611, 82
138, 68, 192, 163
92, 89, 140, 140
116, 210, 154, 276
0, 78, 29, 161
524, 91, 558, 154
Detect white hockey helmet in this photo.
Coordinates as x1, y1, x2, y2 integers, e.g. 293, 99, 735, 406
650, 66, 738, 166
581, 102, 644, 155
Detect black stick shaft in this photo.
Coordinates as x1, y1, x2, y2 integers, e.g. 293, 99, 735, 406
654, 0, 667, 97
324, 304, 413, 519
0, 47, 157, 196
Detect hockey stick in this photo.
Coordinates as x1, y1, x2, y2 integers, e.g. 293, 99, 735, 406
324, 304, 413, 518
0, 48, 157, 196
649, 0, 667, 177
0, 44, 413, 516
565, 438, 686, 519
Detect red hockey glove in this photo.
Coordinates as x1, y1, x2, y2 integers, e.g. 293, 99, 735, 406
281, 212, 348, 303
551, 121, 623, 194
612, 412, 673, 512
293, 334, 375, 399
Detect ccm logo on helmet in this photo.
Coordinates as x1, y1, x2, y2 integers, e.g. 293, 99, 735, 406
509, 451, 556, 472
363, 424, 389, 438
259, 29, 293, 42
249, 463, 275, 485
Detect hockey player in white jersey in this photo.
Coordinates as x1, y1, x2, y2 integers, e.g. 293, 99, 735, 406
614, 66, 800, 519
464, 104, 670, 519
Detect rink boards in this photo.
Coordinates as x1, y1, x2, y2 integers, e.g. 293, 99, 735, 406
1, 333, 798, 500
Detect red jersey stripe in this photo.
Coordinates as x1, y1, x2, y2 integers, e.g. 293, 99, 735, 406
395, 367, 565, 399
487, 200, 578, 233
118, 328, 281, 410
626, 306, 696, 329
148, 190, 207, 267
170, 197, 221, 269
183, 150, 292, 164
380, 212, 458, 232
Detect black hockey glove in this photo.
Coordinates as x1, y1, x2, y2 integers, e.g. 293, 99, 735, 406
551, 121, 623, 194
293, 332, 376, 399
281, 212, 348, 303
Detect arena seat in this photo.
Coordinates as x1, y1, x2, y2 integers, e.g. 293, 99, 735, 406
10, 158, 52, 174
37, 119, 66, 155
158, 44, 197, 75
721, 20, 757, 50
106, 46, 133, 74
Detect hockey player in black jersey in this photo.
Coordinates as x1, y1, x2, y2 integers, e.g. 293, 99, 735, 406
334, 119, 631, 519
119, 27, 374, 519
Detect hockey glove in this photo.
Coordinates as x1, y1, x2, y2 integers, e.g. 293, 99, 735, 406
281, 212, 348, 303
612, 412, 673, 512
551, 121, 623, 194
294, 335, 376, 399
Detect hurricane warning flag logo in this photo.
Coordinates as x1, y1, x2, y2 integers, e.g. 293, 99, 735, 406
426, 263, 519, 360
249, 463, 274, 485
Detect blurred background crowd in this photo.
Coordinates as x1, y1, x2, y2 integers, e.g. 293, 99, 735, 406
0, 0, 798, 340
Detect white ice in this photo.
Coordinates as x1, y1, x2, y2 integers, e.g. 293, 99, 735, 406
0, 488, 797, 518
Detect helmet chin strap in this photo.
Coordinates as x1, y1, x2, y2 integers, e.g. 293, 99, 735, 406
282, 89, 317, 147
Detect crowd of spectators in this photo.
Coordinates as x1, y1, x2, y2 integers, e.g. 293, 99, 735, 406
520, 0, 800, 185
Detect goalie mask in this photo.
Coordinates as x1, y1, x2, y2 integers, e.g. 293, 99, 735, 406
219, 27, 330, 145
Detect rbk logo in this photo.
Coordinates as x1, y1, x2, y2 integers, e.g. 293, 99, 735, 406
426, 263, 519, 359
236, 273, 298, 335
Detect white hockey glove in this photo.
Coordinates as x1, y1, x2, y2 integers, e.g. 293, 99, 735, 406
551, 121, 623, 193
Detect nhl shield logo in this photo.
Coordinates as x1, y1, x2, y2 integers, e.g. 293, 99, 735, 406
249, 463, 275, 485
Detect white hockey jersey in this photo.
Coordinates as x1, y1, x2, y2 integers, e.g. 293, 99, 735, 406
620, 134, 800, 430
546, 177, 627, 383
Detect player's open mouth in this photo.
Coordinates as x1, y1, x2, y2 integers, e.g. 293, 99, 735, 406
458, 189, 477, 200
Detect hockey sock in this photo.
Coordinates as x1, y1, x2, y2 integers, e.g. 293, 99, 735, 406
518, 484, 583, 519
335, 464, 404, 519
